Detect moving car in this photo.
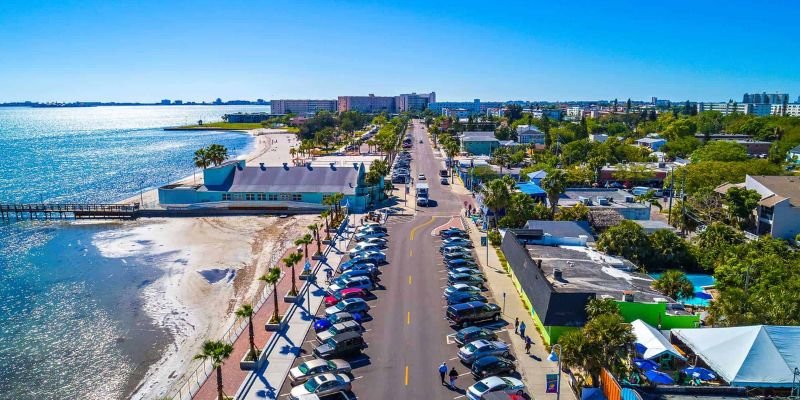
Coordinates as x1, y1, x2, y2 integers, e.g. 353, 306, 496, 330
443, 284, 481, 298
327, 277, 375, 296
441, 177, 449, 185
416, 197, 429, 207
289, 373, 352, 400
466, 376, 526, 400
313, 331, 367, 359
447, 272, 486, 287
471, 356, 517, 379
458, 339, 511, 364
418, 173, 426, 181
316, 320, 363, 342
313, 312, 362, 332
446, 301, 502, 327
324, 288, 368, 307
288, 359, 352, 385
445, 292, 488, 306
454, 326, 498, 346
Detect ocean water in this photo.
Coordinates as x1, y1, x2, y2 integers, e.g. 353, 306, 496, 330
0, 105, 263, 398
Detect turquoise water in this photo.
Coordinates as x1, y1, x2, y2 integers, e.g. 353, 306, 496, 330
650, 273, 715, 307
0, 105, 262, 398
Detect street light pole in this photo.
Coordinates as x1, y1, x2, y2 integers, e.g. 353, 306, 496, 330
548, 344, 562, 400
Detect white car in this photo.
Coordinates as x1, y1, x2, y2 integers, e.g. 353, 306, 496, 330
418, 173, 426, 181
351, 250, 386, 264
349, 243, 383, 256
358, 237, 387, 246
288, 359, 352, 385
327, 277, 375, 296
466, 376, 526, 400
355, 231, 387, 241
289, 373, 352, 400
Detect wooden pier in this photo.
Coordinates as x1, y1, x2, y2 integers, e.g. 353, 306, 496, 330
0, 203, 139, 221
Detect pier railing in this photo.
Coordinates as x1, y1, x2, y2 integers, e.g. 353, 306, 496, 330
0, 203, 139, 220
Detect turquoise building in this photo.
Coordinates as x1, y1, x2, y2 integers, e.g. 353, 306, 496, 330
461, 135, 500, 156
158, 160, 382, 212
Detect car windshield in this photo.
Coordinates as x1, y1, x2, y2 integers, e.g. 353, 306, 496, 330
465, 343, 478, 352
335, 302, 347, 310
328, 326, 339, 335
303, 378, 320, 392
473, 381, 490, 392
298, 363, 310, 374
326, 360, 336, 370
334, 292, 344, 300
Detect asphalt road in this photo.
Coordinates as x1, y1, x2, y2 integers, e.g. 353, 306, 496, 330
277, 120, 516, 400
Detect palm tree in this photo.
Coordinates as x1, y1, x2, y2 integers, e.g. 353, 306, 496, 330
330, 192, 345, 218
283, 252, 303, 296
193, 148, 211, 169
480, 179, 512, 230
259, 267, 282, 323
235, 304, 257, 361
308, 223, 321, 251
193, 340, 234, 400
206, 144, 229, 166
295, 234, 313, 260
653, 270, 695, 300
365, 170, 382, 207
635, 191, 663, 211
541, 169, 567, 215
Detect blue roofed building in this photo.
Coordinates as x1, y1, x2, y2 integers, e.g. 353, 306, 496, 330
157, 160, 380, 212
516, 181, 546, 203
526, 170, 547, 185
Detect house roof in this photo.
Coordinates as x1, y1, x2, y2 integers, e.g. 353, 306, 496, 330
527, 170, 547, 180
790, 144, 800, 153
631, 319, 686, 361
713, 182, 744, 195
523, 220, 594, 242
517, 182, 546, 196
588, 209, 624, 229
635, 138, 666, 144
202, 163, 361, 194
749, 175, 800, 207
462, 136, 499, 143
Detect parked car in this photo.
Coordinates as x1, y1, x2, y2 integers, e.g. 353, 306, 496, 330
440, 228, 467, 238
443, 238, 474, 248
313, 312, 362, 332
349, 244, 383, 256
340, 268, 379, 282
466, 376, 526, 400
357, 224, 387, 233
313, 331, 368, 359
358, 237, 387, 246
354, 231, 387, 241
351, 250, 386, 264
454, 326, 498, 346
392, 175, 409, 184
327, 277, 375, 295
317, 320, 363, 342
447, 301, 501, 327
446, 259, 479, 269
441, 244, 473, 254
458, 339, 511, 364
289, 373, 353, 400
443, 251, 474, 261
443, 284, 481, 298
445, 292, 488, 306
288, 359, 352, 385
338, 258, 375, 273
450, 266, 482, 276
324, 288, 368, 307
471, 356, 517, 379
447, 272, 486, 287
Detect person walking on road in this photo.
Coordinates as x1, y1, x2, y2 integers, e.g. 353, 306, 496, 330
525, 336, 532, 354
438, 362, 448, 385
514, 317, 520, 334
519, 321, 526, 338
449, 367, 459, 389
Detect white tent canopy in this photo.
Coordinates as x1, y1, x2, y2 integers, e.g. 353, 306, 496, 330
632, 319, 686, 361
673, 325, 800, 388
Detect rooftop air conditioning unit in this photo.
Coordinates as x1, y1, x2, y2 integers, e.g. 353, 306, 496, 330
597, 197, 610, 206
625, 196, 635, 203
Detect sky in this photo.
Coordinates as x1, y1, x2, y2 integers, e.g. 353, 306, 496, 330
1, 0, 799, 103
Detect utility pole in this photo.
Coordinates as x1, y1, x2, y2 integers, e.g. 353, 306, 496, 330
667, 167, 675, 225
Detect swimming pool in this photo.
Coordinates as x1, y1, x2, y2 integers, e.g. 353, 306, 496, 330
650, 273, 715, 307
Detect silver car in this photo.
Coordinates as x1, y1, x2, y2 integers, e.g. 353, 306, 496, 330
458, 340, 511, 364
317, 320, 363, 342
289, 373, 352, 400
288, 359, 352, 385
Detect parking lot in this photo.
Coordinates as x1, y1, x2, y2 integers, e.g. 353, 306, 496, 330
275, 120, 529, 400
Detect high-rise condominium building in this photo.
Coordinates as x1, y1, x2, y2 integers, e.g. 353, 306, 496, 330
270, 99, 338, 116
742, 92, 789, 104
337, 94, 396, 113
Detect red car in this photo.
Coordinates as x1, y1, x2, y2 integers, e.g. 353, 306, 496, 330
324, 288, 367, 307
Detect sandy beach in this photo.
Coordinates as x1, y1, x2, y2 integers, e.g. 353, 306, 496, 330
98, 128, 320, 398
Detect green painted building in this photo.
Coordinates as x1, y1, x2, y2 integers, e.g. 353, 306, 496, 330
501, 229, 700, 344
460, 131, 500, 156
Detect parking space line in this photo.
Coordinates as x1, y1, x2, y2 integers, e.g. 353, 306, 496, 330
448, 357, 458, 361
458, 372, 471, 377
454, 395, 465, 399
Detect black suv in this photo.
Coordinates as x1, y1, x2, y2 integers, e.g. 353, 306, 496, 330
445, 301, 502, 328
313, 331, 367, 359
471, 355, 517, 378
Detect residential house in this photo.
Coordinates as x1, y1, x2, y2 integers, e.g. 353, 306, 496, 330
714, 175, 800, 240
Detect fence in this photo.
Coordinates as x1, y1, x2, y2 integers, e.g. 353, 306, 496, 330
164, 216, 350, 400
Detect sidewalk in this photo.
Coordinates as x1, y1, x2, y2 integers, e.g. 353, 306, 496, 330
191, 218, 355, 400
454, 181, 578, 400
235, 220, 356, 400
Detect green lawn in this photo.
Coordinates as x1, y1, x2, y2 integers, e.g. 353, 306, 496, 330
179, 122, 265, 130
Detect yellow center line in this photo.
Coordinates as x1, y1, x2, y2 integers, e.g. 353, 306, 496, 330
408, 275, 412, 285
405, 365, 409, 385
409, 249, 413, 257
407, 311, 411, 325
409, 216, 437, 240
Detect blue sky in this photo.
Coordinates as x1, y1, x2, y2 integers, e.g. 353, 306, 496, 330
1, 0, 799, 102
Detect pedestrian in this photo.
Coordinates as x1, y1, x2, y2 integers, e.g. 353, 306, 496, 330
449, 367, 459, 389
519, 321, 526, 338
514, 317, 519, 334
525, 335, 532, 354
325, 267, 333, 283
438, 362, 448, 385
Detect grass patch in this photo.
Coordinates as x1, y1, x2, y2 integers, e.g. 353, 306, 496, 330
179, 122, 266, 130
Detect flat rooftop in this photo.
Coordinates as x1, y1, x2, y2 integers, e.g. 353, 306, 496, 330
526, 244, 670, 302
560, 188, 649, 209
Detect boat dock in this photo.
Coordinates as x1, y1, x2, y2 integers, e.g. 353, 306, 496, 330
0, 203, 140, 220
